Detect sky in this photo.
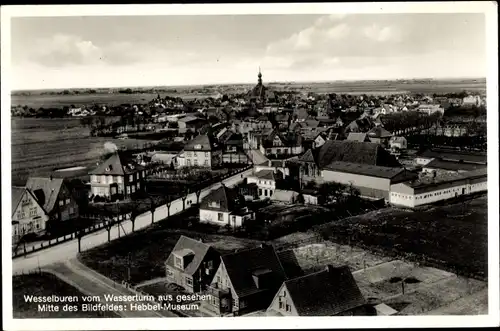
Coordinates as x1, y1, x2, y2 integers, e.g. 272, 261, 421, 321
10, 13, 487, 90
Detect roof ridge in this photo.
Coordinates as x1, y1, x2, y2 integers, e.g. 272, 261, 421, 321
285, 268, 328, 284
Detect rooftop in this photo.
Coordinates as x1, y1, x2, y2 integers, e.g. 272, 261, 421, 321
323, 161, 411, 179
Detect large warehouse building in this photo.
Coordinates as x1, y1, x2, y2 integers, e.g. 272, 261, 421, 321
389, 168, 487, 208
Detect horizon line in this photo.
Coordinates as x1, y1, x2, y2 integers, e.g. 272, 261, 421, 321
12, 76, 487, 92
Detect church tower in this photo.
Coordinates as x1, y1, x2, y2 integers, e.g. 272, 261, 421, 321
258, 67, 263, 85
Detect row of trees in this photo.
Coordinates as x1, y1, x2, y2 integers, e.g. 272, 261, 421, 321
381, 111, 442, 135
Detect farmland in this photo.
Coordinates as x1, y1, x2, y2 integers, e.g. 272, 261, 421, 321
11, 78, 486, 109
11, 91, 217, 109
11, 118, 158, 186
12, 272, 117, 318
314, 195, 488, 280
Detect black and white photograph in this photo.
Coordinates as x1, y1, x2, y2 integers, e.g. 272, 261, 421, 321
1, 2, 498, 330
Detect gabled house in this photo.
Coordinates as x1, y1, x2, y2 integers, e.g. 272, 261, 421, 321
89, 152, 146, 200
25, 176, 79, 230
165, 235, 221, 293
11, 186, 49, 243
202, 244, 288, 316
199, 185, 255, 228
246, 170, 278, 200
266, 265, 369, 316
179, 134, 222, 168
389, 136, 408, 150
260, 130, 303, 157
177, 116, 207, 134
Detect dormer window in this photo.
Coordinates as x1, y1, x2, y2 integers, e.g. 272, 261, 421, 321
194, 144, 202, 150
210, 201, 221, 208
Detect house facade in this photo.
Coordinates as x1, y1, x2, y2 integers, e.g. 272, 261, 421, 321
11, 187, 49, 243
259, 130, 303, 157
89, 152, 146, 200
181, 134, 222, 168
202, 244, 288, 316
199, 186, 255, 228
25, 177, 79, 231
165, 236, 221, 293
246, 170, 277, 199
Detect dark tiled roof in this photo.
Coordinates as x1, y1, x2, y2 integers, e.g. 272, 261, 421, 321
418, 148, 487, 164
25, 177, 65, 214
284, 265, 365, 316
89, 152, 144, 175
165, 235, 215, 276
200, 186, 242, 212
12, 187, 26, 216
221, 244, 287, 298
423, 159, 487, 172
184, 134, 217, 151
276, 250, 304, 279
402, 167, 487, 189
323, 161, 408, 179
299, 140, 401, 168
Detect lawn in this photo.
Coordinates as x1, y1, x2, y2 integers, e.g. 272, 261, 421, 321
78, 225, 262, 285
314, 196, 488, 279
12, 272, 117, 318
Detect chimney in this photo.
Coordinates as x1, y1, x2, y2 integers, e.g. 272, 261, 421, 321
325, 265, 335, 273
50, 175, 53, 181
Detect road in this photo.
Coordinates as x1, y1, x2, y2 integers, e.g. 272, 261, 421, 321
13, 168, 252, 275
43, 259, 176, 317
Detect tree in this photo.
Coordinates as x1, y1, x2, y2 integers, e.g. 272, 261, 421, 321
318, 182, 346, 204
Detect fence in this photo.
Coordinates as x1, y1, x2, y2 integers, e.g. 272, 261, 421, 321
12, 165, 253, 259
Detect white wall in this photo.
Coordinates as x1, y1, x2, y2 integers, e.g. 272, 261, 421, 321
200, 209, 230, 226
390, 178, 487, 207
415, 157, 434, 166
321, 170, 392, 192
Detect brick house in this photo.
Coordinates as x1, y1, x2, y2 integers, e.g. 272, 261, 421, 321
165, 236, 221, 293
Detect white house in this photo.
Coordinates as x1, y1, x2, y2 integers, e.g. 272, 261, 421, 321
246, 169, 277, 199
11, 187, 48, 243
199, 186, 255, 228
389, 137, 407, 150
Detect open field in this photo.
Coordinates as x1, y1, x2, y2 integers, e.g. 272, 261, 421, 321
11, 118, 158, 185
314, 195, 488, 279
11, 92, 217, 108
78, 227, 263, 285
12, 272, 117, 318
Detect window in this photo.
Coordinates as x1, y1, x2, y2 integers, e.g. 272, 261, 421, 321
166, 268, 174, 279
117, 176, 123, 184
69, 207, 75, 215
283, 291, 286, 297
264, 189, 268, 197
65, 198, 70, 205
59, 200, 64, 206
186, 152, 192, 157
186, 277, 193, 286
129, 174, 134, 182
175, 256, 183, 269
259, 189, 263, 196
205, 152, 209, 157
29, 207, 37, 217
286, 304, 291, 312
187, 159, 191, 166
218, 213, 224, 221
204, 160, 209, 166
279, 300, 284, 309
101, 175, 106, 183
194, 159, 198, 166
91, 175, 97, 182
131, 185, 136, 193
137, 182, 140, 189
126, 186, 131, 194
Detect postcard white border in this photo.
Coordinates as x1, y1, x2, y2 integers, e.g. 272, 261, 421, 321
2, 2, 499, 330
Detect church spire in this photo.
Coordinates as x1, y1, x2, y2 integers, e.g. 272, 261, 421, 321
258, 66, 262, 85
